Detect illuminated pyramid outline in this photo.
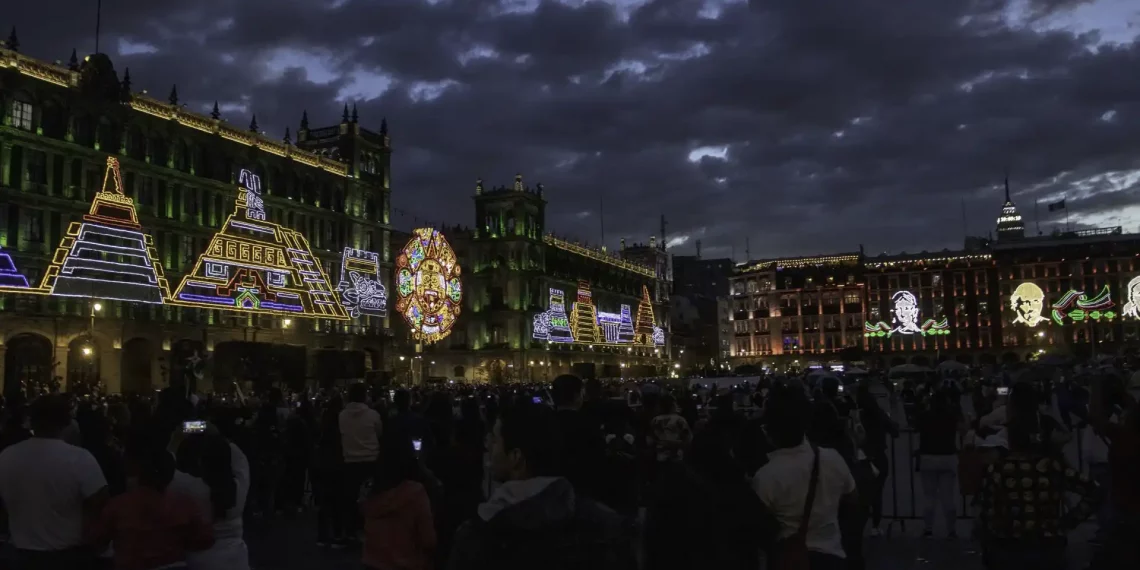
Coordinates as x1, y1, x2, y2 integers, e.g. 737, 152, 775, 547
569, 280, 601, 343
39, 157, 170, 304
170, 169, 348, 320
634, 285, 656, 345
0, 246, 42, 294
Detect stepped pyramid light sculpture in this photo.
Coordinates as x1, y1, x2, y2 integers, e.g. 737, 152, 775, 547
171, 169, 348, 320
40, 157, 169, 303
0, 246, 37, 293
569, 280, 600, 343
596, 303, 637, 344
532, 288, 576, 343
633, 285, 656, 344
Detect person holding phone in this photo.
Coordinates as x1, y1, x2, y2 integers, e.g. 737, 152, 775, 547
361, 435, 436, 570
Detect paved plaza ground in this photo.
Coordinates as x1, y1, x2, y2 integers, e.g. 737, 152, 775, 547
245, 513, 1097, 570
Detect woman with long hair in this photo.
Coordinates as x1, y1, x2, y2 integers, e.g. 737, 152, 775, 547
361, 433, 436, 570
89, 433, 214, 570
173, 432, 251, 570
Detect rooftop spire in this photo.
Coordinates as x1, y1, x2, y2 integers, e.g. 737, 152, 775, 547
168, 84, 179, 106
211, 101, 220, 120
120, 68, 133, 103
342, 103, 349, 123
284, 127, 292, 144
249, 114, 259, 133
300, 110, 309, 130
68, 48, 79, 71
380, 117, 388, 134
351, 103, 358, 123
6, 27, 18, 52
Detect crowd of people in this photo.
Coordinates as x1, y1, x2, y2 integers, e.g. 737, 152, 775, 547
0, 363, 1134, 570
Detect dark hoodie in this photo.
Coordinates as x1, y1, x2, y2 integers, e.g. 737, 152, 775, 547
447, 477, 634, 570
363, 480, 436, 570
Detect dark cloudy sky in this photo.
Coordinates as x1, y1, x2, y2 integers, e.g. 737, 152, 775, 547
8, 0, 1140, 260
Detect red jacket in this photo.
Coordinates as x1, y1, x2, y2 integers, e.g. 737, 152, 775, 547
362, 480, 436, 570
88, 487, 214, 570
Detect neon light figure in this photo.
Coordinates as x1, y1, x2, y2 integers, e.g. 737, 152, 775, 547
890, 290, 922, 335
1124, 277, 1140, 319
337, 248, 387, 317
1010, 282, 1048, 327
532, 289, 575, 343
0, 247, 31, 290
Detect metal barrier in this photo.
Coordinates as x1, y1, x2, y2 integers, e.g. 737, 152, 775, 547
877, 424, 1092, 534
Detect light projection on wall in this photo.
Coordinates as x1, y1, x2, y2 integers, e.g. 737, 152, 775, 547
0, 247, 37, 293
171, 168, 348, 320
395, 228, 462, 344
1010, 282, 1048, 326
1051, 286, 1115, 325
864, 290, 949, 337
40, 157, 170, 303
1123, 277, 1140, 319
337, 248, 387, 318
533, 281, 665, 347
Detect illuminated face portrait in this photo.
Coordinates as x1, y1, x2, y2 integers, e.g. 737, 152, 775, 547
1124, 276, 1140, 319
1010, 282, 1047, 326
891, 291, 922, 334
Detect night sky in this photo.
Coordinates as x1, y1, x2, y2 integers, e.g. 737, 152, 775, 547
8, 0, 1140, 260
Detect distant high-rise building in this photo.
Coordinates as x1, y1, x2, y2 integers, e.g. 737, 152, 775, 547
996, 177, 1025, 240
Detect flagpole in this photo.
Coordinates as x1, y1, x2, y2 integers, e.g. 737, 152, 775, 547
1065, 196, 1070, 232
95, 0, 102, 54
1035, 198, 1041, 235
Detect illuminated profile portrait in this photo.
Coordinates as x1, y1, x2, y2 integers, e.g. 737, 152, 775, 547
891, 290, 922, 335
1123, 276, 1140, 319
1010, 282, 1048, 326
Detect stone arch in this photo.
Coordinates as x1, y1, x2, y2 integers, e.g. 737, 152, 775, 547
453, 365, 465, 378
3, 333, 54, 399
120, 337, 155, 393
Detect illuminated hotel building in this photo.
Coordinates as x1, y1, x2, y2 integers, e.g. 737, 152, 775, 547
396, 176, 669, 383
727, 253, 866, 363
727, 184, 1140, 367
0, 43, 392, 394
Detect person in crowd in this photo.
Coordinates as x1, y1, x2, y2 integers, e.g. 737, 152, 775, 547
648, 394, 692, 465
977, 392, 1103, 569
280, 398, 313, 514
88, 433, 214, 570
361, 433, 437, 570
314, 395, 346, 548
339, 382, 383, 540
855, 381, 898, 537
551, 374, 606, 501
753, 383, 857, 570
914, 386, 964, 538
172, 431, 251, 570
645, 426, 766, 570
249, 400, 284, 518
0, 402, 31, 453
0, 394, 109, 570
448, 402, 634, 570
1087, 373, 1140, 569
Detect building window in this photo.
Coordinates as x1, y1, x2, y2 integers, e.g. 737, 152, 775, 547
10, 100, 33, 130
27, 210, 45, 242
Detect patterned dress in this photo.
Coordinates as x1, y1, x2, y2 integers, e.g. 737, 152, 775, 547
978, 453, 1103, 541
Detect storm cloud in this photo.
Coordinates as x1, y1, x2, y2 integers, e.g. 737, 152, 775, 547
7, 0, 1140, 259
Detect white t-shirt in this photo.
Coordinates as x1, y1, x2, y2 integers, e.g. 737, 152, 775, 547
0, 437, 108, 551
752, 439, 856, 559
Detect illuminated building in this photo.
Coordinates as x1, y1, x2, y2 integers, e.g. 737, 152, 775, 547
996, 177, 1025, 241
392, 176, 668, 384
394, 228, 462, 345
671, 253, 734, 373
727, 252, 866, 367
0, 42, 391, 395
